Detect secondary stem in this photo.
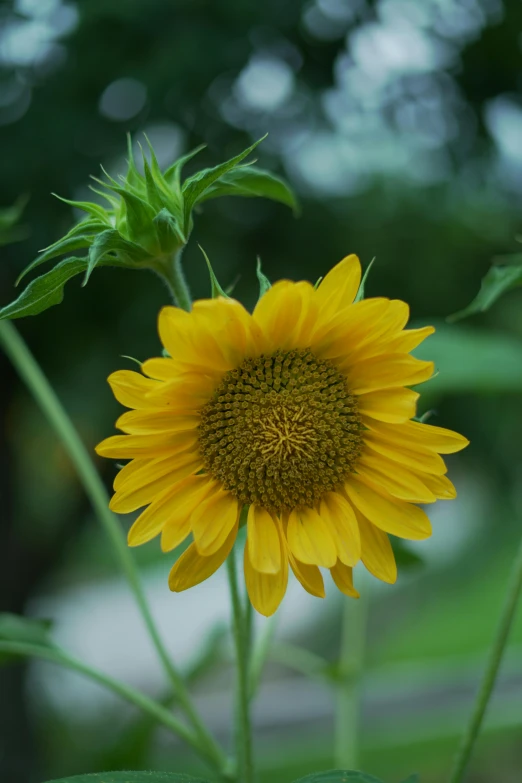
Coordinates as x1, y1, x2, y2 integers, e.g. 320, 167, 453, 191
0, 320, 226, 774
335, 590, 368, 770
158, 248, 192, 310
227, 549, 254, 783
448, 534, 522, 783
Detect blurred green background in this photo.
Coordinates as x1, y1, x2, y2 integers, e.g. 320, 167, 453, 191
1, 1, 522, 782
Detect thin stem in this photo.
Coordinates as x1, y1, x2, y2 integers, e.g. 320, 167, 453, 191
249, 616, 277, 699
448, 535, 522, 783
227, 549, 254, 783
157, 248, 192, 310
0, 320, 226, 774
0, 641, 211, 764
335, 590, 369, 770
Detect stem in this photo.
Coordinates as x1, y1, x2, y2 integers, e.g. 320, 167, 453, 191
335, 590, 368, 770
249, 616, 277, 699
0, 641, 210, 760
448, 535, 522, 783
227, 549, 254, 783
158, 248, 192, 310
0, 320, 226, 774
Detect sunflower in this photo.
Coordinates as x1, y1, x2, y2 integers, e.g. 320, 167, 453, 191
96, 255, 468, 616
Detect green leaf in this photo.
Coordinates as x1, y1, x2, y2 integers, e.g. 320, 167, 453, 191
448, 263, 522, 321
164, 144, 206, 189
198, 165, 298, 213
182, 136, 267, 233
44, 772, 210, 783
199, 245, 229, 299
256, 257, 271, 299
354, 257, 376, 303
85, 229, 152, 285
0, 613, 54, 648
52, 193, 111, 223
0, 257, 90, 320
153, 208, 185, 252
292, 771, 384, 783
17, 231, 100, 285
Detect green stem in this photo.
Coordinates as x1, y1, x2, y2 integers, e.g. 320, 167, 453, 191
448, 535, 522, 783
227, 549, 254, 783
0, 320, 226, 774
249, 616, 277, 699
0, 641, 211, 761
158, 248, 192, 310
335, 591, 368, 770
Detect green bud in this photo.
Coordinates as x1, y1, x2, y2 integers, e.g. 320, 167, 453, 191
1, 134, 298, 320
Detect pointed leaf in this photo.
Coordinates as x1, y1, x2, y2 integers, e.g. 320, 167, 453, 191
292, 772, 384, 783
53, 193, 111, 223
448, 263, 522, 322
198, 165, 298, 213
256, 257, 271, 298
85, 229, 152, 284
17, 232, 100, 285
103, 184, 158, 250
164, 144, 206, 188
0, 257, 90, 320
44, 773, 210, 783
199, 245, 229, 299
182, 136, 267, 232
355, 257, 376, 303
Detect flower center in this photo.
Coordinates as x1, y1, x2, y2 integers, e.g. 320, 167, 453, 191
198, 349, 362, 513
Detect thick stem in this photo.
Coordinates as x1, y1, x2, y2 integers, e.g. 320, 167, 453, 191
0, 321, 226, 774
448, 535, 522, 783
335, 591, 368, 770
158, 248, 192, 310
227, 549, 254, 783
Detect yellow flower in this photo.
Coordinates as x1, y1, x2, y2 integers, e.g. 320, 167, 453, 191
96, 255, 468, 616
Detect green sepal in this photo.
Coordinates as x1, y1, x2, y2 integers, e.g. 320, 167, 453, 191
199, 245, 229, 299
355, 257, 376, 303
256, 257, 271, 299
448, 261, 522, 321
291, 771, 384, 783
198, 164, 299, 214
102, 183, 160, 254
153, 208, 185, 253
84, 229, 153, 285
314, 276, 323, 289
52, 193, 111, 223
164, 144, 206, 189
16, 226, 102, 285
44, 773, 210, 783
182, 135, 267, 234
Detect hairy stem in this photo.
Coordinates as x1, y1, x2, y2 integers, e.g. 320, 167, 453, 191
227, 549, 254, 783
448, 535, 522, 783
0, 320, 226, 774
158, 248, 192, 310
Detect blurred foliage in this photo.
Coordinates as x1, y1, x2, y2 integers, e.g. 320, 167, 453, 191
2, 1, 522, 782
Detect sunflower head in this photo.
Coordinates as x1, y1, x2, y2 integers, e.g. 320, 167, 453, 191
96, 255, 469, 616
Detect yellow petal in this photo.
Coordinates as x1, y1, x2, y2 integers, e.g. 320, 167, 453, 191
192, 297, 267, 359
110, 450, 202, 513
344, 476, 432, 540
191, 490, 240, 556
319, 492, 361, 566
107, 370, 163, 409
168, 522, 238, 592
247, 505, 282, 574
399, 420, 469, 454
95, 431, 198, 459
420, 472, 457, 500
313, 298, 390, 356
330, 561, 360, 598
383, 325, 435, 354
364, 429, 447, 475
161, 480, 220, 552
116, 410, 200, 435
158, 305, 234, 372
344, 354, 434, 395
343, 300, 411, 364
287, 506, 337, 568
356, 451, 436, 504
140, 357, 180, 381
253, 280, 314, 351
127, 474, 213, 547
244, 531, 288, 616
357, 387, 419, 423
113, 458, 146, 491
288, 553, 325, 598
357, 512, 397, 584
314, 255, 361, 323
